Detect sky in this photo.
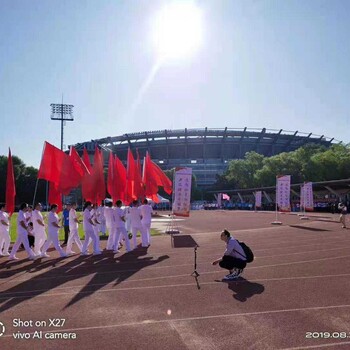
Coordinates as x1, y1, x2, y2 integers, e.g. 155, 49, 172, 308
0, 0, 349, 168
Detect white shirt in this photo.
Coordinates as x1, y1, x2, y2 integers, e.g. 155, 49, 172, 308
104, 207, 114, 228
114, 207, 125, 228
140, 204, 153, 224
32, 209, 46, 235
97, 206, 105, 222
48, 211, 59, 234
224, 237, 246, 261
129, 207, 142, 228
69, 208, 79, 230
83, 209, 94, 231
0, 210, 9, 233
17, 210, 28, 235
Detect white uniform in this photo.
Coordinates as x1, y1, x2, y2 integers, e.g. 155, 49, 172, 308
41, 211, 66, 257
96, 205, 106, 235
81, 208, 99, 255
66, 208, 83, 254
91, 209, 101, 253
9, 210, 36, 259
32, 209, 47, 255
140, 204, 153, 246
125, 207, 131, 233
129, 207, 147, 248
105, 206, 116, 250
0, 210, 10, 255
113, 207, 131, 252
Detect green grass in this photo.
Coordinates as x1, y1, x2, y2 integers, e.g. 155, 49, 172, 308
9, 212, 161, 243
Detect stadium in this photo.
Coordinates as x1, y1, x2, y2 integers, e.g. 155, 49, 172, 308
72, 127, 338, 188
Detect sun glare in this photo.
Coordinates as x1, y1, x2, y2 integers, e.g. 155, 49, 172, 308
152, 2, 203, 60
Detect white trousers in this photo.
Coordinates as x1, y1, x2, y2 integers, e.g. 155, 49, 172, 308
106, 225, 115, 250
0, 229, 10, 254
34, 231, 47, 255
82, 229, 99, 254
114, 226, 131, 252
10, 231, 35, 259
66, 228, 83, 253
142, 221, 151, 245
131, 226, 147, 249
42, 230, 66, 257
92, 225, 101, 252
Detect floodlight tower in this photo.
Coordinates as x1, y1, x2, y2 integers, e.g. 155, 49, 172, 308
50, 102, 74, 150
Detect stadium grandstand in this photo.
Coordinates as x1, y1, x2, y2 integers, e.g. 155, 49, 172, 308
72, 127, 339, 188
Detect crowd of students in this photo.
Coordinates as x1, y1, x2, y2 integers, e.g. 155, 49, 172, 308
0, 199, 153, 260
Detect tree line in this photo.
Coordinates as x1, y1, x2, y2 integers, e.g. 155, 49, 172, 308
213, 143, 350, 190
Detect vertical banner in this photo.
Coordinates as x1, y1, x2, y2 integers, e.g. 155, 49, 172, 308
301, 182, 314, 211
173, 168, 192, 217
255, 191, 262, 208
276, 175, 291, 212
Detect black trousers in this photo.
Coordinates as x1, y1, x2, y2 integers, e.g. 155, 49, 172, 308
63, 225, 70, 244
219, 255, 247, 271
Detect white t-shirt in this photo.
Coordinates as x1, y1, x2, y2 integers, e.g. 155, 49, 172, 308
104, 207, 114, 228
114, 207, 125, 228
97, 206, 105, 222
140, 204, 153, 224
129, 207, 142, 228
32, 209, 46, 235
0, 210, 9, 233
83, 209, 94, 231
17, 210, 28, 235
69, 208, 79, 230
224, 237, 247, 261
48, 211, 59, 234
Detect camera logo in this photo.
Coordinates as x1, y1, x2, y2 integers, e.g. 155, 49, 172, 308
0, 322, 5, 337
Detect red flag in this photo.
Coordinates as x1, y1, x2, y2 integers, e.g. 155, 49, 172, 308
70, 146, 90, 177
93, 147, 106, 204
6, 148, 16, 216
48, 182, 62, 213
81, 148, 95, 202
125, 149, 138, 204
135, 149, 144, 199
37, 142, 65, 185
114, 155, 127, 202
143, 152, 172, 201
107, 151, 116, 201
82, 148, 92, 173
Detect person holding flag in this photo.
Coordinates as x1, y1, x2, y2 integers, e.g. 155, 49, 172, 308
81, 202, 101, 255
9, 203, 37, 260
32, 203, 47, 256
130, 200, 147, 249
66, 202, 83, 255
41, 204, 67, 258
113, 200, 131, 253
0, 203, 11, 256
140, 199, 153, 246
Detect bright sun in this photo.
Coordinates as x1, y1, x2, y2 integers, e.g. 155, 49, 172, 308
152, 2, 203, 60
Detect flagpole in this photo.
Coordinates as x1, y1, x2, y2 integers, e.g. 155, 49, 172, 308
271, 175, 282, 225
32, 178, 39, 207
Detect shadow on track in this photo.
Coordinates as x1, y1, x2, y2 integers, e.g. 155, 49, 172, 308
226, 278, 265, 302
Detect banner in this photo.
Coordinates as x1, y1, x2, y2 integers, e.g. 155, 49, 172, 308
173, 168, 192, 217
276, 175, 291, 212
255, 191, 262, 208
301, 182, 314, 211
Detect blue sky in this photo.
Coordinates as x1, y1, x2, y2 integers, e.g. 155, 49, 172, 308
0, 0, 349, 167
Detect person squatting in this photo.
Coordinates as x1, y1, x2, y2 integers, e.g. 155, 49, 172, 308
0, 199, 153, 260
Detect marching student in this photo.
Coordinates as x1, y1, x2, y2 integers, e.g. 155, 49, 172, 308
105, 201, 115, 251
0, 203, 10, 256
81, 201, 101, 255
113, 200, 131, 253
25, 205, 35, 247
61, 204, 71, 245
32, 203, 47, 256
41, 204, 66, 258
91, 204, 102, 254
97, 200, 106, 236
66, 202, 83, 255
140, 199, 153, 246
129, 200, 147, 249
9, 203, 36, 260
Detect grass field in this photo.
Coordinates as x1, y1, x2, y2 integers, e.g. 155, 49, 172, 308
8, 212, 160, 242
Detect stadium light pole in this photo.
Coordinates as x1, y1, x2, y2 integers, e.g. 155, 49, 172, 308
50, 102, 74, 150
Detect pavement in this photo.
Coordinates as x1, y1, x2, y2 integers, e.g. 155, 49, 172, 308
0, 210, 350, 349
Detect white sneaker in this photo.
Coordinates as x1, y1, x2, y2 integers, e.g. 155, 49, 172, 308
93, 251, 102, 255
9, 256, 19, 260
41, 253, 50, 258
81, 252, 91, 256
66, 251, 76, 256
2, 252, 10, 257
223, 273, 239, 281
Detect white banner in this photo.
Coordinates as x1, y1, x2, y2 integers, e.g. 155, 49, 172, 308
255, 191, 262, 208
173, 168, 192, 217
276, 175, 291, 212
301, 182, 314, 211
